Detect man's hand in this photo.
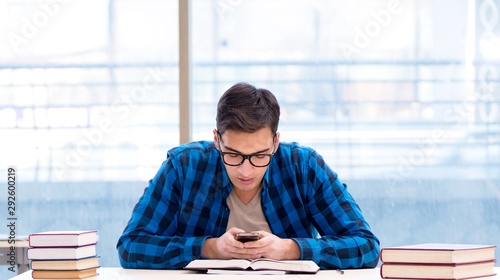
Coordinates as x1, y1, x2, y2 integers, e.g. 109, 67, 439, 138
202, 227, 260, 259
201, 228, 301, 260
243, 230, 301, 260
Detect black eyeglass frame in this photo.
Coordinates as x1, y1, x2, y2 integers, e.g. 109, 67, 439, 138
217, 131, 277, 168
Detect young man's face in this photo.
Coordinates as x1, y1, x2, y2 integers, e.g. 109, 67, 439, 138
214, 127, 280, 197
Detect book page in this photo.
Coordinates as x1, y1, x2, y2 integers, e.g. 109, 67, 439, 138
184, 259, 252, 270
207, 269, 286, 275
250, 259, 319, 272
185, 259, 319, 273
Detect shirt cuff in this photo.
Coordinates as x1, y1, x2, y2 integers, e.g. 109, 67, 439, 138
291, 237, 315, 260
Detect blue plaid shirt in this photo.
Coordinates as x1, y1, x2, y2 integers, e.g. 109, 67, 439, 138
117, 141, 380, 269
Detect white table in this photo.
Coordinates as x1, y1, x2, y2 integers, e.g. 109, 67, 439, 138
8, 267, 500, 280
0, 237, 30, 275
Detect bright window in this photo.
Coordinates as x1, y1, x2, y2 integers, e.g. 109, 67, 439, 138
0, 0, 498, 274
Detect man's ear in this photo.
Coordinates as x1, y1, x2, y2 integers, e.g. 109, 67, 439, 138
213, 129, 220, 150
274, 131, 280, 151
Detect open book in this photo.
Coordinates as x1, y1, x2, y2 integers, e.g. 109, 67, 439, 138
184, 259, 320, 274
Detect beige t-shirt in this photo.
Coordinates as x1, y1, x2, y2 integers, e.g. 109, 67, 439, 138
226, 188, 271, 233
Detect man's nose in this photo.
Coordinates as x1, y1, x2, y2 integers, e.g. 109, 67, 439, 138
237, 158, 254, 176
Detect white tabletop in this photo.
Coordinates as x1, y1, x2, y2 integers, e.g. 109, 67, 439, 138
8, 267, 500, 280
0, 238, 29, 248
0, 237, 30, 275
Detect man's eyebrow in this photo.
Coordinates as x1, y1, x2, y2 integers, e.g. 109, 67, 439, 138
222, 144, 270, 155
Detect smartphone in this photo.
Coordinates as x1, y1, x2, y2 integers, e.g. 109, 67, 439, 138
235, 232, 260, 243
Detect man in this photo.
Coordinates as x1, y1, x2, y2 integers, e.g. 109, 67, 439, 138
116, 82, 380, 269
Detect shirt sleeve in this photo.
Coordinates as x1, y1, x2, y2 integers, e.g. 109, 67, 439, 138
293, 150, 380, 269
116, 158, 207, 269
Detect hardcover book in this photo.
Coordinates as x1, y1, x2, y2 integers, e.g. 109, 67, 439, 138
380, 260, 496, 280
29, 230, 98, 248
184, 259, 320, 274
31, 267, 98, 279
31, 256, 100, 270
27, 244, 97, 260
380, 243, 496, 264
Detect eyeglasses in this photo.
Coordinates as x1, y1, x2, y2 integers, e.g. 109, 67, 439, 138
217, 134, 276, 168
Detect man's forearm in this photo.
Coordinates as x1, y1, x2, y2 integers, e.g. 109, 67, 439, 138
291, 234, 379, 269
284, 239, 301, 260
201, 238, 217, 259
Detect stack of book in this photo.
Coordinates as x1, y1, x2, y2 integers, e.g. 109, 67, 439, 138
27, 230, 100, 279
380, 243, 497, 279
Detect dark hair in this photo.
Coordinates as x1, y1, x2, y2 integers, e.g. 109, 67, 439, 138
216, 82, 280, 135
